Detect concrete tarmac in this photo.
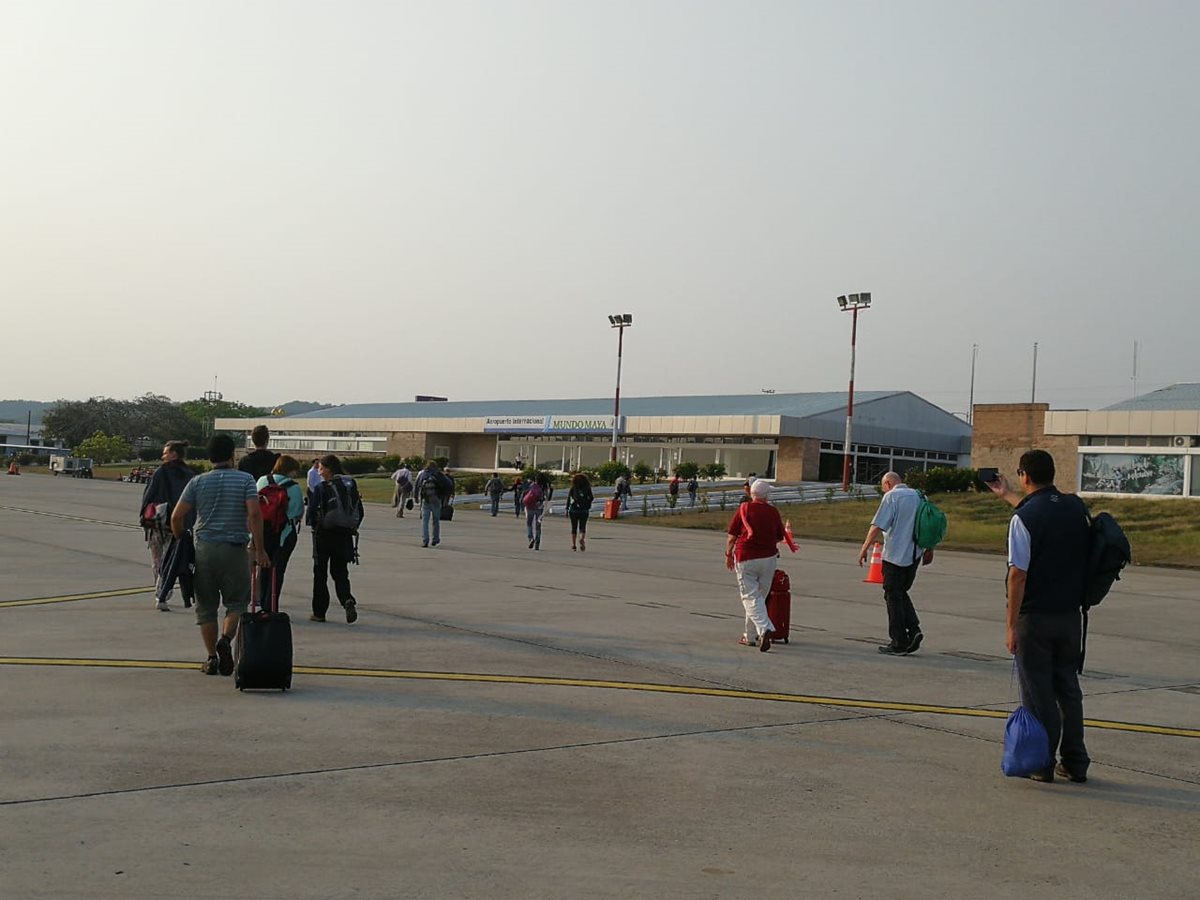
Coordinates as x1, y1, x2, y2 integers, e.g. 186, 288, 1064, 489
1, 474, 1197, 899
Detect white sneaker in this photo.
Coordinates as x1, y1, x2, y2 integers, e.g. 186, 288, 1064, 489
156, 600, 170, 612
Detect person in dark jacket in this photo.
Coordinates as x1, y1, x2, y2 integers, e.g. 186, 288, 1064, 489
567, 473, 594, 551
140, 441, 194, 611
306, 454, 364, 623
987, 449, 1091, 784
238, 425, 278, 481
511, 475, 526, 517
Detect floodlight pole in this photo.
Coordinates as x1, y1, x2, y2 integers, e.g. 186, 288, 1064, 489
838, 294, 871, 492
609, 315, 632, 461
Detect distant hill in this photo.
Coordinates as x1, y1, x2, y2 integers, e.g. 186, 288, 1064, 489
0, 398, 338, 426
270, 400, 337, 417
0, 400, 53, 426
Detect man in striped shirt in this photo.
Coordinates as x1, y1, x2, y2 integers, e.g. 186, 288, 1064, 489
172, 433, 270, 677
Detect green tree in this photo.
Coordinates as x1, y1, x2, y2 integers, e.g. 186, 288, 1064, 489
75, 431, 133, 464
700, 462, 727, 481
674, 461, 700, 480
594, 461, 631, 485
131, 393, 203, 444
632, 461, 655, 483
43, 397, 138, 447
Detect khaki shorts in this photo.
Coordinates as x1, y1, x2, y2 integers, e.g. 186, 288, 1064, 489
193, 540, 251, 625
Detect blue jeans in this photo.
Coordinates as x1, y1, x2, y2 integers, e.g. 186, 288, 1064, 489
525, 507, 543, 548
422, 499, 442, 545
514, 492, 523, 516
490, 493, 502, 516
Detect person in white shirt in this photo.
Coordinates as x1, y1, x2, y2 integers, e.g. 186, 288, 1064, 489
391, 465, 414, 518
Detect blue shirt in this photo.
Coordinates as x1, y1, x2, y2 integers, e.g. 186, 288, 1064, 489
179, 467, 258, 544
871, 484, 922, 565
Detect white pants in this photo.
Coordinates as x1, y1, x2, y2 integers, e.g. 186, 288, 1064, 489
735, 555, 776, 640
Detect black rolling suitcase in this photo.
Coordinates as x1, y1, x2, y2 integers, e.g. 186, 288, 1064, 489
235, 566, 293, 691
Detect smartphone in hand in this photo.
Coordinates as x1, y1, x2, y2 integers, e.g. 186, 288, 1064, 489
977, 467, 1000, 488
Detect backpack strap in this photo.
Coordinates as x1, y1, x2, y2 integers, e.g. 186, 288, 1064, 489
1078, 608, 1088, 675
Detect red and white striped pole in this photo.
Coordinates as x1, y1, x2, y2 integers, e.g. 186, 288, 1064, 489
842, 304, 858, 492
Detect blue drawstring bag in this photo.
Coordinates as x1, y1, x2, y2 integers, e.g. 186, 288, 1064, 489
1001, 662, 1052, 777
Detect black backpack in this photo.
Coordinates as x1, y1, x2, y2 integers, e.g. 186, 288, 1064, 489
1078, 511, 1131, 672
319, 477, 363, 531
421, 471, 449, 502
1084, 512, 1131, 609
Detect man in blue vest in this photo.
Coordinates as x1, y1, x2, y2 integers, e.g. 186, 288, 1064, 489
987, 449, 1090, 784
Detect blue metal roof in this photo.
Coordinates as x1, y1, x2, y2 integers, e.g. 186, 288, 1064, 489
1103, 383, 1200, 411
286, 391, 906, 421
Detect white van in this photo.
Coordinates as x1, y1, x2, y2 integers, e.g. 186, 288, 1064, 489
49, 456, 94, 478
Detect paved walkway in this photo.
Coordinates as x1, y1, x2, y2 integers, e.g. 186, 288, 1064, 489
1, 474, 1197, 899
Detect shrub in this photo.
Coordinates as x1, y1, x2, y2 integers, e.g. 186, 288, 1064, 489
432, 456, 449, 469
380, 455, 401, 472
138, 447, 159, 462
186, 461, 211, 475
701, 462, 727, 481
457, 475, 488, 494
632, 461, 655, 483
905, 466, 977, 494
17, 453, 37, 466
342, 457, 382, 476
594, 461, 631, 485
674, 461, 700, 480
401, 455, 425, 471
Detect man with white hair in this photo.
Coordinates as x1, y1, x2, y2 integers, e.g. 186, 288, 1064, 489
725, 478, 787, 651
859, 471, 926, 655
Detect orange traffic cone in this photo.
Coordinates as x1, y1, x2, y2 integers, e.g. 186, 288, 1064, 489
863, 542, 884, 584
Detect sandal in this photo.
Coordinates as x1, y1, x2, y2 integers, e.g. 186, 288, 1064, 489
201, 655, 219, 675
738, 636, 757, 647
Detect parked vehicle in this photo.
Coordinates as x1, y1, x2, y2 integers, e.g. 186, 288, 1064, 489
49, 456, 94, 478
121, 465, 156, 484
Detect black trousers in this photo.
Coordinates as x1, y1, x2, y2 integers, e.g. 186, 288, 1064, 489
881, 560, 921, 648
1016, 612, 1089, 775
256, 530, 297, 612
569, 509, 589, 536
312, 529, 355, 618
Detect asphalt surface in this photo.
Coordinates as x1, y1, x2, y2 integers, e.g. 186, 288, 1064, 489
1, 473, 1197, 899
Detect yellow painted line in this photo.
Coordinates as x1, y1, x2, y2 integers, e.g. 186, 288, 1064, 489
2, 656, 1197, 739
0, 505, 140, 530
0, 587, 155, 608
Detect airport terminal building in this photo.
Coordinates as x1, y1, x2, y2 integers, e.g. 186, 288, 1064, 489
217, 391, 972, 483
972, 383, 1200, 498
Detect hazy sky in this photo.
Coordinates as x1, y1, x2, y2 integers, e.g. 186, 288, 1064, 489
3, 1, 1197, 413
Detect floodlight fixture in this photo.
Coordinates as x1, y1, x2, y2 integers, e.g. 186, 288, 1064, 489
837, 295, 848, 309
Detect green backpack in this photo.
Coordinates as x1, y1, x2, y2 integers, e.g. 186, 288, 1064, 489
913, 490, 947, 550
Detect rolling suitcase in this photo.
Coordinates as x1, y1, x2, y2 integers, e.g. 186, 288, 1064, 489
766, 568, 791, 644
235, 566, 293, 691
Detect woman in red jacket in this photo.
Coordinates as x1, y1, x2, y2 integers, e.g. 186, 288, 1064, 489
725, 479, 788, 651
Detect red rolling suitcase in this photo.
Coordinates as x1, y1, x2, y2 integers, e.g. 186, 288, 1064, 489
766, 568, 791, 644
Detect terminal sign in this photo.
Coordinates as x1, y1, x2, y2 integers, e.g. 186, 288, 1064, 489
484, 415, 621, 435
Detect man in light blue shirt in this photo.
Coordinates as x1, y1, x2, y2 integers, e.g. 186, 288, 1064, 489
858, 471, 926, 656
